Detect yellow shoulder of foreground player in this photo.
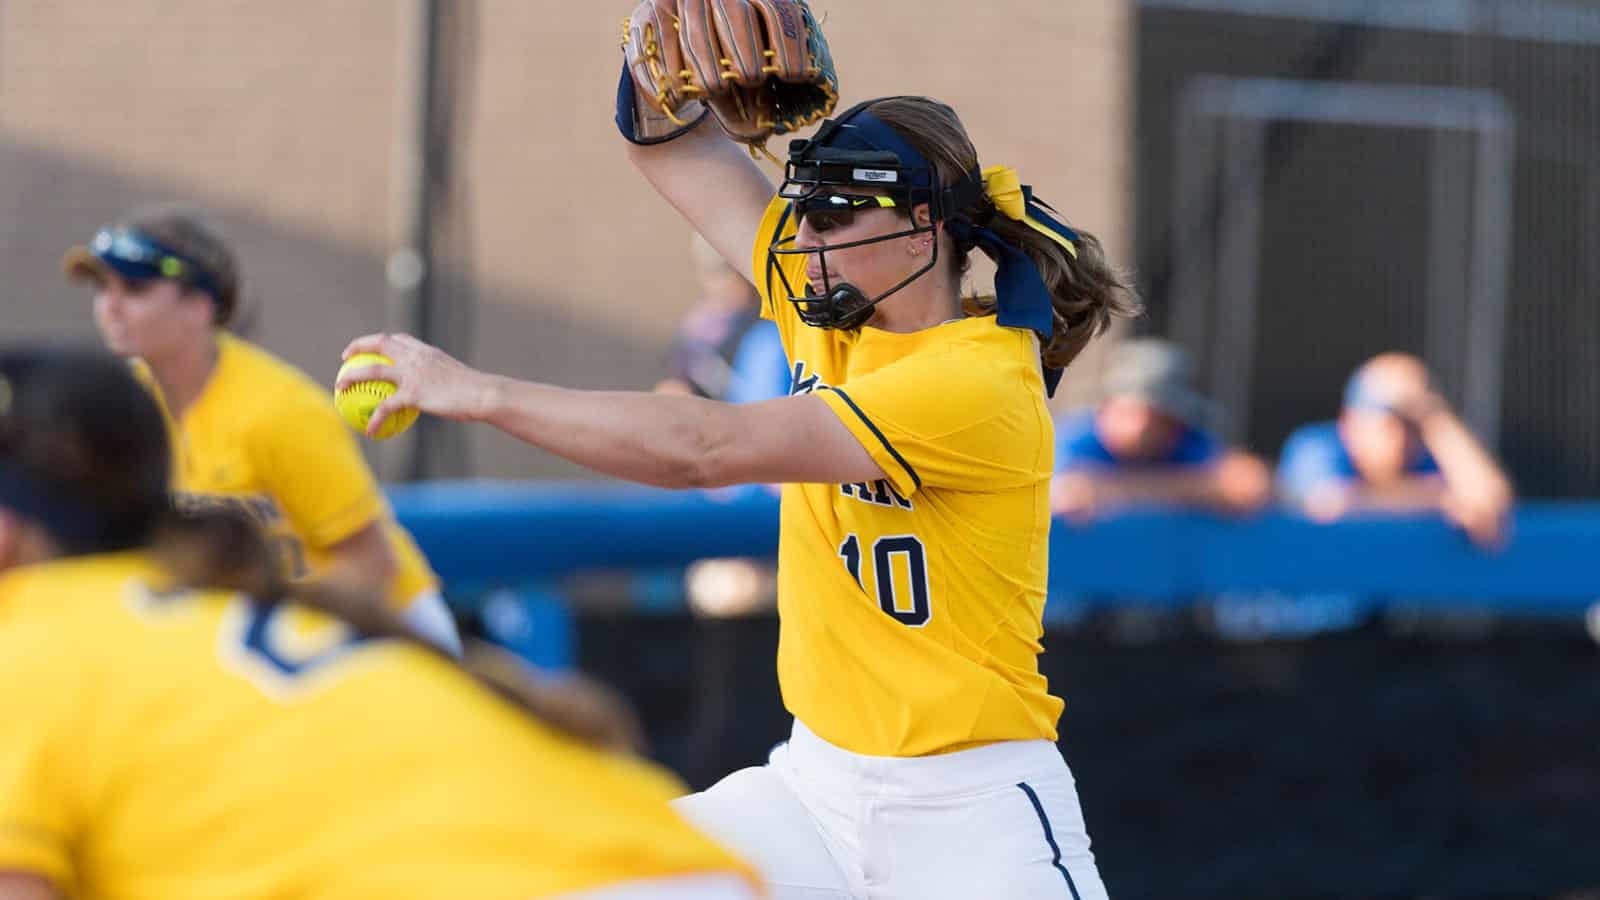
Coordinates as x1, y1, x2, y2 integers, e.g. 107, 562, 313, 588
0, 552, 755, 900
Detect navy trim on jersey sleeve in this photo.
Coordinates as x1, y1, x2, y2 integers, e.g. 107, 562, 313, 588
820, 386, 922, 491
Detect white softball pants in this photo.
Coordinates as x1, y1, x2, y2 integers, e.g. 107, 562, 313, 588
674, 720, 1109, 900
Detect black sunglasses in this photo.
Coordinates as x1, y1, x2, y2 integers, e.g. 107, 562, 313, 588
793, 192, 900, 234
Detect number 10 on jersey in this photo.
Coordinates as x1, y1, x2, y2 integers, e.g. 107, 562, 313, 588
838, 533, 932, 627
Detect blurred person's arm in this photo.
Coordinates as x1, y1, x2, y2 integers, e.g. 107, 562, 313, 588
1051, 451, 1271, 522
1277, 414, 1508, 548
251, 394, 399, 596
625, 118, 774, 285
315, 520, 399, 596
1404, 394, 1514, 548
1299, 478, 1448, 519
1278, 422, 1446, 519
0, 874, 58, 900
1048, 414, 1113, 521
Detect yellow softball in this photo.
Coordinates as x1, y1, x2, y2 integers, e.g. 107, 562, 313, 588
334, 353, 418, 440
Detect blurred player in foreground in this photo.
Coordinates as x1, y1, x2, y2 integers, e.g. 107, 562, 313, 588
0, 345, 759, 900
333, 2, 1139, 895
62, 207, 459, 652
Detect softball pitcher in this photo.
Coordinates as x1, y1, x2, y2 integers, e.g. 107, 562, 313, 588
334, 2, 1141, 896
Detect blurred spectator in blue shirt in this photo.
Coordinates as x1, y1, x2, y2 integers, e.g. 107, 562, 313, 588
1051, 339, 1270, 523
656, 234, 773, 399
680, 315, 789, 616
722, 316, 791, 406
651, 235, 791, 619
1277, 352, 1513, 548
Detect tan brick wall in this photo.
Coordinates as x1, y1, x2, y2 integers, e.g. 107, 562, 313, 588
0, 0, 1130, 477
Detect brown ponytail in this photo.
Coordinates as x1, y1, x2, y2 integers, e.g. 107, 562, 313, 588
153, 507, 645, 754
868, 98, 1142, 371
980, 214, 1139, 369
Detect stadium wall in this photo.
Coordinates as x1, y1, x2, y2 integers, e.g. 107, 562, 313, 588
0, 1, 1132, 477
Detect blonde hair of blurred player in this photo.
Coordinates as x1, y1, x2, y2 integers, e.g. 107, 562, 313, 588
0, 345, 758, 900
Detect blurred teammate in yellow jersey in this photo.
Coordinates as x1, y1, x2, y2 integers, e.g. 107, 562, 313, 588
0, 345, 760, 900
61, 207, 460, 653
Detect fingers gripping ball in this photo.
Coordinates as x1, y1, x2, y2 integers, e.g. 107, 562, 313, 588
335, 353, 418, 440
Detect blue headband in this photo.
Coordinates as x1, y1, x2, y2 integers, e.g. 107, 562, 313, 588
816, 109, 940, 198
816, 108, 1070, 395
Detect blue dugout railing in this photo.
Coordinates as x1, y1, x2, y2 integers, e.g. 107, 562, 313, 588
388, 480, 1600, 613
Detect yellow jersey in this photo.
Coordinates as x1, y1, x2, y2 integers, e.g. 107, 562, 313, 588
0, 552, 755, 899
753, 197, 1062, 756
138, 333, 436, 611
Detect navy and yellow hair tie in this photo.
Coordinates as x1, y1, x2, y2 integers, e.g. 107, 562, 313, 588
981, 165, 1079, 259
